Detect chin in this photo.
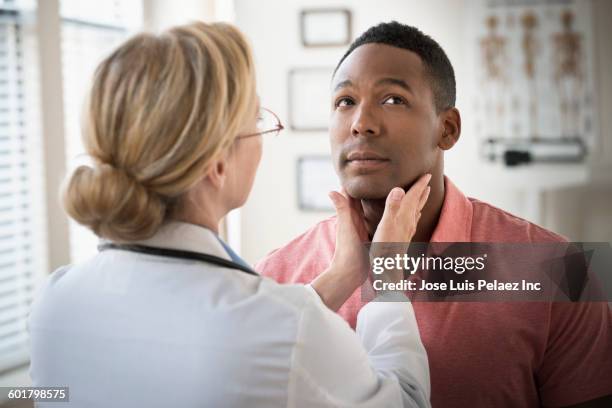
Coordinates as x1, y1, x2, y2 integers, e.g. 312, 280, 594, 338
235, 194, 250, 209
227, 190, 250, 211
343, 177, 392, 200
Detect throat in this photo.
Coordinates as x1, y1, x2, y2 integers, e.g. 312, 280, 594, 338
361, 199, 386, 240
360, 180, 445, 243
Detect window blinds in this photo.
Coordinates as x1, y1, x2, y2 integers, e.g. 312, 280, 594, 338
0, 0, 47, 374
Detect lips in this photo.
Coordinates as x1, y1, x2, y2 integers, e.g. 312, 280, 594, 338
346, 151, 388, 162
344, 150, 390, 172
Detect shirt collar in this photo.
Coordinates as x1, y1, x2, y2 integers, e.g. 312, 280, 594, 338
429, 176, 473, 243
129, 221, 232, 261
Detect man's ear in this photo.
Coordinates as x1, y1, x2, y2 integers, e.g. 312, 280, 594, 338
206, 155, 228, 190
438, 107, 461, 151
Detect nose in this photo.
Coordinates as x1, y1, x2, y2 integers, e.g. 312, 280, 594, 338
350, 103, 380, 137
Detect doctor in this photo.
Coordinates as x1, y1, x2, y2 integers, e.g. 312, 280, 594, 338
29, 22, 431, 407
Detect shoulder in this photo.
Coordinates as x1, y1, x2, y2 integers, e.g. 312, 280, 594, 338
255, 216, 337, 283
256, 278, 320, 312
29, 257, 323, 333
468, 197, 567, 243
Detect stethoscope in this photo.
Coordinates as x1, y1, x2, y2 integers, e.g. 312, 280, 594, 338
98, 242, 258, 276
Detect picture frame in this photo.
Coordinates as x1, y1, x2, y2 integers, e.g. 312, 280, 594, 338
300, 9, 352, 47
296, 155, 340, 212
288, 67, 334, 131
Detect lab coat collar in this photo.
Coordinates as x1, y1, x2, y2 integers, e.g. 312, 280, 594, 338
129, 221, 233, 261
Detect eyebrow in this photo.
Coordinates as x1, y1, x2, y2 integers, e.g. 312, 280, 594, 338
333, 79, 352, 92
376, 78, 414, 94
332, 77, 414, 94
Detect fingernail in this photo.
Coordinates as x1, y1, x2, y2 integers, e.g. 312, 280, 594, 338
390, 187, 404, 201
425, 173, 432, 182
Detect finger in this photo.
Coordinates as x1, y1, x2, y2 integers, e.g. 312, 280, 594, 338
386, 187, 405, 209
404, 173, 432, 202
418, 186, 431, 210
329, 191, 349, 216
374, 187, 405, 243
399, 174, 431, 217
329, 191, 353, 235
378, 187, 405, 225
411, 187, 429, 228
347, 194, 365, 217
337, 187, 364, 220
341, 192, 369, 240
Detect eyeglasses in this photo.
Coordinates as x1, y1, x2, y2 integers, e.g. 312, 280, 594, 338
236, 107, 284, 140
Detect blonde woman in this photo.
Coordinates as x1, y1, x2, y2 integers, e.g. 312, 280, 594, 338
28, 22, 431, 408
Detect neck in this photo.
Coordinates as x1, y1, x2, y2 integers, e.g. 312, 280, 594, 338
362, 174, 445, 242
179, 214, 220, 234
172, 210, 221, 234
170, 187, 226, 234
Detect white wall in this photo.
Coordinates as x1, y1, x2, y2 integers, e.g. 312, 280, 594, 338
143, 0, 215, 31
235, 0, 612, 264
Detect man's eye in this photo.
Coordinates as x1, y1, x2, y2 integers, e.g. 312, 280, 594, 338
335, 97, 354, 107
383, 96, 406, 105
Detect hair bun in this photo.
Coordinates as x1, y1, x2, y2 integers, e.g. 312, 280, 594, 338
62, 164, 167, 241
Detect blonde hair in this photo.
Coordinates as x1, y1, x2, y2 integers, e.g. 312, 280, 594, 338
62, 22, 256, 241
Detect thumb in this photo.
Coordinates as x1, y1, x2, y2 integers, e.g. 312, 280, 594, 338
329, 191, 350, 222
373, 187, 405, 243
329, 190, 355, 249
382, 187, 405, 219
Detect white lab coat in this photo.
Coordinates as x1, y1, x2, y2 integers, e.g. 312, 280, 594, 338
28, 221, 430, 407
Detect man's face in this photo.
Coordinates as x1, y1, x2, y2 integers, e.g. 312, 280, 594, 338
330, 43, 443, 199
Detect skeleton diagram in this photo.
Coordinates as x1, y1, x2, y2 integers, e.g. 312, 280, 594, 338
521, 11, 540, 140
553, 10, 583, 138
480, 15, 508, 138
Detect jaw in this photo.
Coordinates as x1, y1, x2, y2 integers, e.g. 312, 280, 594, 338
341, 173, 394, 200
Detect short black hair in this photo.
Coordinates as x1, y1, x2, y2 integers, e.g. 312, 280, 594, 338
334, 21, 456, 112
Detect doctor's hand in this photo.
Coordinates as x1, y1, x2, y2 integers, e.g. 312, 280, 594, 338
310, 174, 431, 311
310, 189, 370, 311
372, 173, 431, 244
370, 174, 431, 295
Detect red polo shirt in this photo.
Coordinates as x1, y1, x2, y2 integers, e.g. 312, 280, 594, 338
256, 176, 612, 407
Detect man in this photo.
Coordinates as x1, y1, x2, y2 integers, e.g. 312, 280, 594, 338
257, 22, 612, 407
